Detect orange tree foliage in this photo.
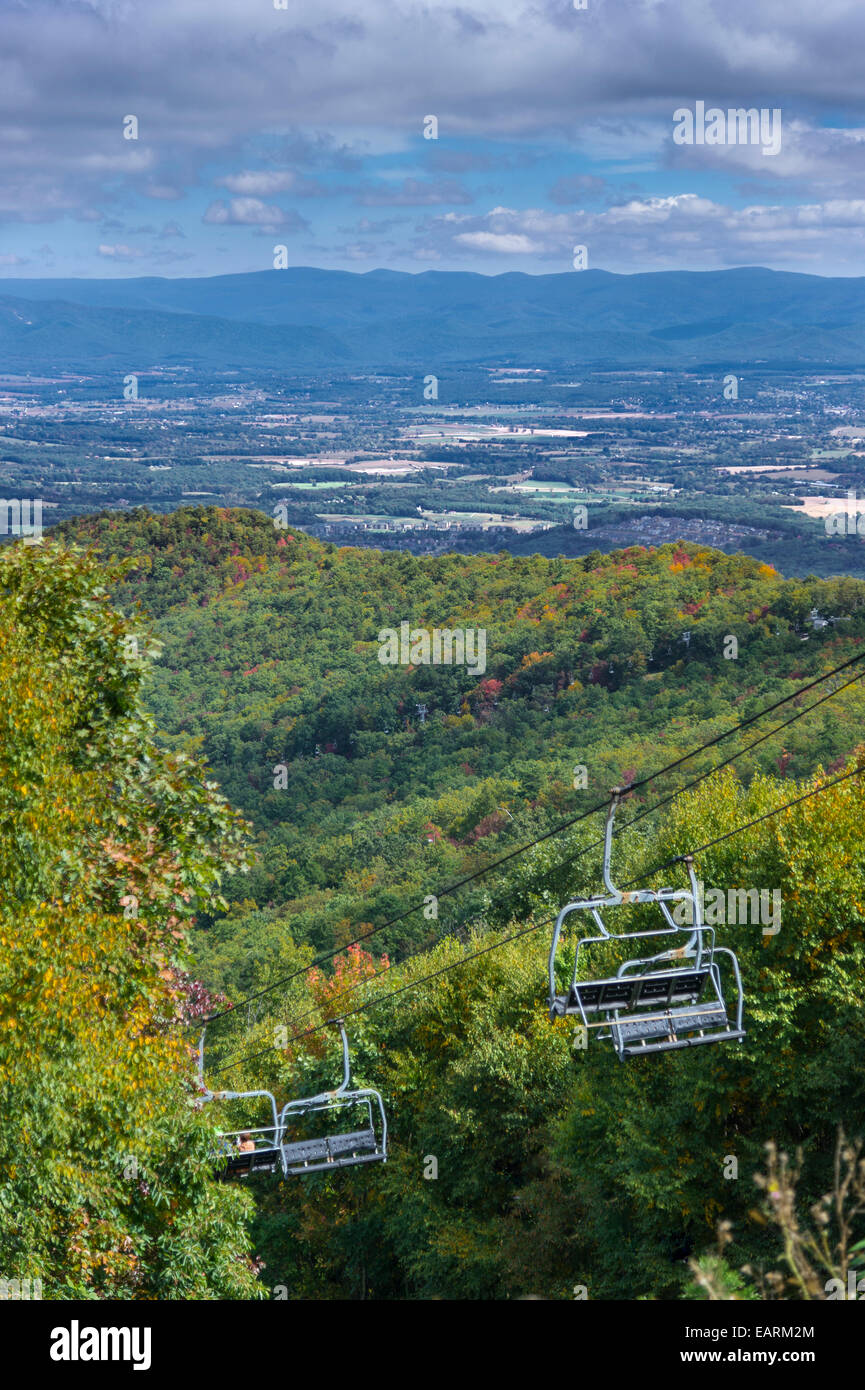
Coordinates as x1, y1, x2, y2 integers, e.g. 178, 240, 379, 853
0, 541, 262, 1298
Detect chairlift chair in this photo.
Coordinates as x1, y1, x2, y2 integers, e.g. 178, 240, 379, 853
197, 1018, 387, 1177
548, 788, 745, 1059
277, 1018, 387, 1174
196, 1033, 284, 1176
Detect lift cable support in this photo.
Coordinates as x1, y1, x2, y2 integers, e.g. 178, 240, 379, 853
197, 647, 865, 1030
197, 1017, 387, 1179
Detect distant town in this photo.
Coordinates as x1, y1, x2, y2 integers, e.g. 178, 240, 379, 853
2, 363, 865, 576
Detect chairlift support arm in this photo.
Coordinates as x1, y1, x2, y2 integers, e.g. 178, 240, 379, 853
548, 791, 701, 1006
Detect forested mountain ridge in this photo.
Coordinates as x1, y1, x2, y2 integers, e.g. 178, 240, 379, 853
58, 506, 865, 994
0, 292, 350, 372
6, 266, 865, 367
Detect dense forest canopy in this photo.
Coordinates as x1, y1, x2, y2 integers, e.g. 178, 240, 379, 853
57, 506, 865, 992
2, 507, 863, 1300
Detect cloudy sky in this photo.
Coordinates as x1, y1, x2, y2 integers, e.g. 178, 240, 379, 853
1, 0, 865, 279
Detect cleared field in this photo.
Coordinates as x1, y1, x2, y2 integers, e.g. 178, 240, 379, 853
783, 496, 863, 517
719, 464, 839, 480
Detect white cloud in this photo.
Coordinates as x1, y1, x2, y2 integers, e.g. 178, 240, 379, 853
144, 184, 185, 201
455, 231, 539, 253
97, 243, 146, 260
202, 198, 307, 231
422, 193, 865, 271
216, 171, 299, 196
76, 150, 156, 173
355, 178, 472, 206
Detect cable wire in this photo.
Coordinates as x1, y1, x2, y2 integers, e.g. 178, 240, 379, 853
200, 646, 865, 1025
205, 759, 865, 1082
235, 663, 865, 1047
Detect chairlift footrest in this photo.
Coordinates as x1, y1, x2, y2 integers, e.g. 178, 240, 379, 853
620, 1027, 746, 1057
282, 1149, 386, 1175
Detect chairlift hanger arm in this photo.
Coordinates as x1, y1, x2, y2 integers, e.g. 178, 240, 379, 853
332, 1017, 351, 1095
548, 793, 703, 1005
197, 1028, 280, 1125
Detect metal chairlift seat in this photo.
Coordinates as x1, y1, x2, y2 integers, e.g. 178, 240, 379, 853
218, 1124, 283, 1177
206, 1088, 283, 1180
197, 1018, 387, 1177
277, 1020, 387, 1175
549, 788, 745, 1060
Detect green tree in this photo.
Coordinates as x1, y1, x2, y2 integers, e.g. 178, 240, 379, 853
0, 541, 262, 1299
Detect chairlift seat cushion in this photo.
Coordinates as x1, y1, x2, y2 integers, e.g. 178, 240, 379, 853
616, 1003, 728, 1044
614, 1003, 745, 1056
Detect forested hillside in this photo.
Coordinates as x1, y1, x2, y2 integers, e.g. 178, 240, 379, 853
4, 508, 863, 1300
59, 507, 865, 993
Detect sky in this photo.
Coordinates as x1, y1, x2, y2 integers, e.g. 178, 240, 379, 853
2, 0, 865, 279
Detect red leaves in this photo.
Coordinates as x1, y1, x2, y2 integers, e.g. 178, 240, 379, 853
167, 969, 228, 1024
468, 810, 509, 842
479, 677, 503, 699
